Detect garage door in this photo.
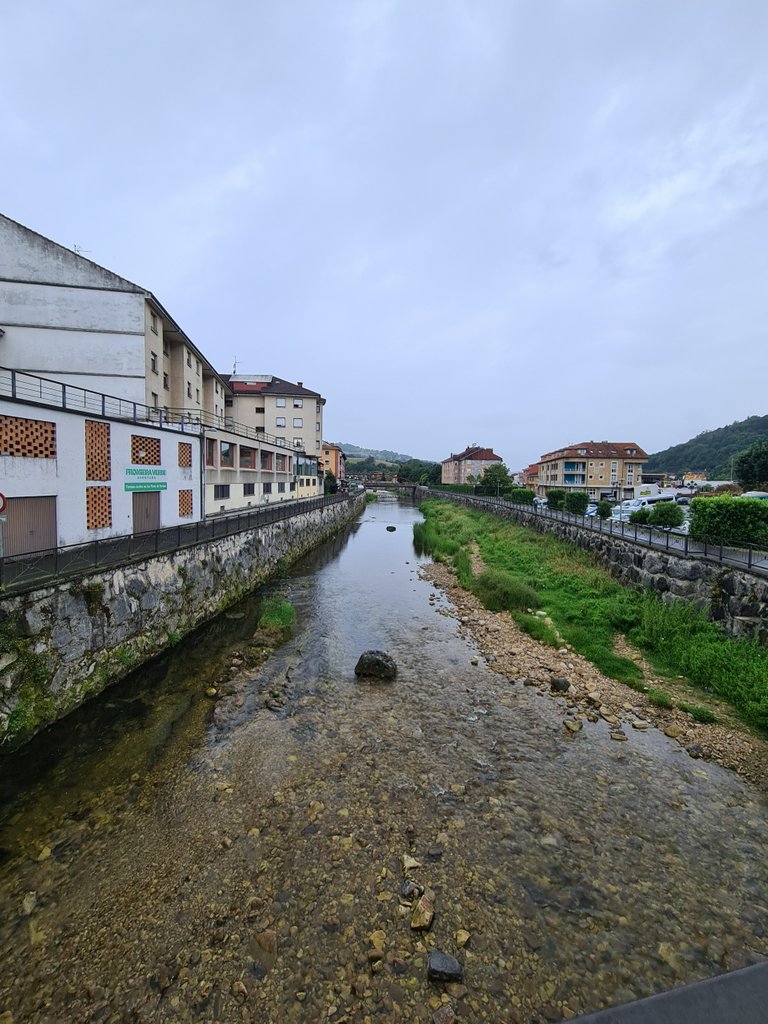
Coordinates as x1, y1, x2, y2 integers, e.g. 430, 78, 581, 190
3, 495, 58, 556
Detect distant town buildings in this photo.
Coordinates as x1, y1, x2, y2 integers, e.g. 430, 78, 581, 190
0, 213, 326, 556
441, 445, 502, 485
536, 441, 648, 502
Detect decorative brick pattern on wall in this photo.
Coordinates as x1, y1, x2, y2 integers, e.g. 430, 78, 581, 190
178, 442, 192, 468
178, 489, 194, 518
0, 415, 57, 458
86, 486, 112, 529
85, 421, 111, 481
131, 435, 161, 465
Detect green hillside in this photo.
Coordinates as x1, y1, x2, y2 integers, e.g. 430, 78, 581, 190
336, 443, 414, 463
646, 415, 768, 478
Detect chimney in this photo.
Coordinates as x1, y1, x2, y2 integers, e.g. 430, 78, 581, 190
297, 381, 303, 387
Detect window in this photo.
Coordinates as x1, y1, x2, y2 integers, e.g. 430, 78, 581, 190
206, 438, 217, 466
276, 454, 286, 472
150, 311, 158, 334
290, 481, 296, 491
261, 452, 273, 470
325, 450, 330, 456
213, 484, 230, 500
278, 482, 286, 493
225, 397, 233, 408
316, 422, 321, 431
316, 402, 321, 412
163, 372, 169, 390
293, 417, 303, 428
294, 438, 303, 447
196, 388, 200, 402
163, 342, 169, 357
151, 392, 159, 409
196, 360, 200, 375
186, 351, 191, 367
150, 352, 158, 373
243, 482, 255, 496
186, 382, 192, 398
255, 406, 265, 414
276, 398, 286, 407
220, 442, 234, 467
316, 441, 320, 450
240, 446, 256, 469
263, 482, 272, 494
293, 398, 303, 408
276, 417, 286, 428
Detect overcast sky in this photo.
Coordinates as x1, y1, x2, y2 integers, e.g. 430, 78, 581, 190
3, 1, 767, 467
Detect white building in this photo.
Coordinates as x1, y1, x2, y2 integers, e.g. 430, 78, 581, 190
0, 214, 322, 551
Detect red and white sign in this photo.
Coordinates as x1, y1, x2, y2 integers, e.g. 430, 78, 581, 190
0, 493, 6, 514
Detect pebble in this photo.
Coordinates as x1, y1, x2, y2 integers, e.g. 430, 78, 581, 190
455, 929, 470, 948
428, 950, 464, 984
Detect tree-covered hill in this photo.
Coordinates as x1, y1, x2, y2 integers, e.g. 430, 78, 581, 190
646, 415, 768, 478
336, 442, 414, 463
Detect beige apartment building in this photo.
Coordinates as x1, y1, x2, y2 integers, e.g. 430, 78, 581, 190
224, 375, 325, 458
441, 445, 503, 484
537, 441, 648, 501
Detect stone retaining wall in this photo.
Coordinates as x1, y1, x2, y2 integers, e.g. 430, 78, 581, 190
0, 493, 366, 749
424, 490, 768, 644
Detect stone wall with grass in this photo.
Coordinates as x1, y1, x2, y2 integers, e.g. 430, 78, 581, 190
423, 491, 768, 644
0, 493, 366, 749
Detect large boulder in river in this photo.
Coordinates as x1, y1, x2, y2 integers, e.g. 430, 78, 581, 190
354, 650, 397, 681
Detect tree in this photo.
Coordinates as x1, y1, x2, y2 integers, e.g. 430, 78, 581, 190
649, 501, 684, 528
324, 470, 338, 493
564, 491, 589, 515
734, 440, 768, 490
479, 463, 512, 495
596, 500, 613, 519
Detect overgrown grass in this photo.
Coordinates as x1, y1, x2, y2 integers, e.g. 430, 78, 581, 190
677, 702, 718, 724
416, 499, 768, 733
258, 597, 295, 630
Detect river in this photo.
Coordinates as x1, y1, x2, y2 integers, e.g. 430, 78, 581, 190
1, 498, 767, 1023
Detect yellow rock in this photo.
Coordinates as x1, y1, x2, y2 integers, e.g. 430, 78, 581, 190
456, 929, 471, 947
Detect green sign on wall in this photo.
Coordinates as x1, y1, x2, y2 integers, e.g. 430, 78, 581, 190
124, 466, 168, 492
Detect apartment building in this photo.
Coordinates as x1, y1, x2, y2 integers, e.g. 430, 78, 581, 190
537, 441, 648, 501
224, 375, 325, 460
0, 214, 322, 548
521, 463, 539, 491
441, 445, 502, 485
320, 441, 346, 483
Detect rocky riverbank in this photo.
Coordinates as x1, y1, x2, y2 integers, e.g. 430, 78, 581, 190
421, 560, 768, 794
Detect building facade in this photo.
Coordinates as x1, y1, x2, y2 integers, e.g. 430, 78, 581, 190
320, 442, 346, 484
537, 441, 648, 501
441, 445, 503, 485
0, 214, 323, 550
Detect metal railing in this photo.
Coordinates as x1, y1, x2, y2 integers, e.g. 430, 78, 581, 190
0, 366, 311, 452
423, 489, 768, 578
0, 493, 356, 594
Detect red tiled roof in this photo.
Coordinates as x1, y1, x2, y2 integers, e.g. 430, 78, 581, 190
539, 441, 648, 462
442, 445, 503, 464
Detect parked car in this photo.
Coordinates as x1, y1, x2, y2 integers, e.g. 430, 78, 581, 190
585, 504, 599, 517
532, 497, 548, 509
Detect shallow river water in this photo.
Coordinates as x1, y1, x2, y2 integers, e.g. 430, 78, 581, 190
1, 499, 767, 1023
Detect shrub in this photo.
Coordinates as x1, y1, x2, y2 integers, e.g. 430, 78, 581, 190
597, 500, 613, 520
453, 548, 473, 589
546, 489, 566, 510
648, 688, 673, 708
629, 508, 651, 525
509, 488, 534, 505
564, 491, 590, 515
689, 495, 768, 546
677, 701, 718, 724
649, 502, 684, 528
472, 569, 540, 613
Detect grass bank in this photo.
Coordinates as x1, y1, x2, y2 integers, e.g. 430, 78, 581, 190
416, 500, 768, 733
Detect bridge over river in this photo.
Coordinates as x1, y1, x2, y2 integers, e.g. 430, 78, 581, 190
1, 498, 766, 1022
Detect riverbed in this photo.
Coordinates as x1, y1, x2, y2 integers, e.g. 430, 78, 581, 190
1, 498, 767, 1023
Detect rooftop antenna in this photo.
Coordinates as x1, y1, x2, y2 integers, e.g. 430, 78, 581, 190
232, 356, 240, 374
72, 244, 90, 257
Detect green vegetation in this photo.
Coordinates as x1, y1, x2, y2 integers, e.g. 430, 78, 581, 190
677, 702, 718, 724
508, 487, 534, 505
645, 413, 768, 479
365, 492, 378, 503
416, 499, 768, 732
735, 439, 768, 489
689, 495, 768, 546
564, 491, 590, 515
258, 597, 295, 630
597, 500, 613, 520
337, 443, 413, 463
397, 459, 442, 485
630, 508, 651, 525
648, 502, 685, 528
324, 469, 338, 494
545, 488, 566, 510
